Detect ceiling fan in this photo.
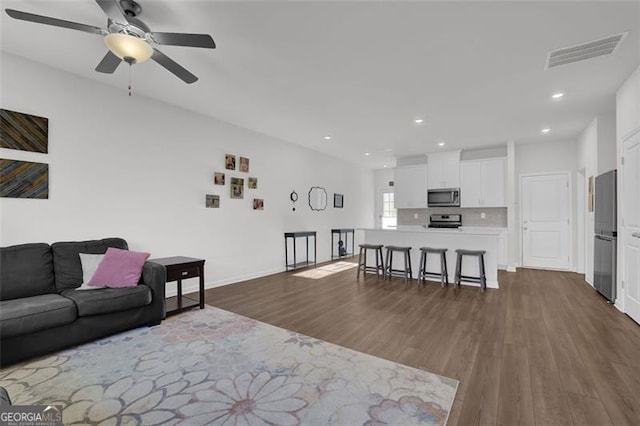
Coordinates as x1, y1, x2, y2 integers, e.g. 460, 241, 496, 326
4, 0, 215, 84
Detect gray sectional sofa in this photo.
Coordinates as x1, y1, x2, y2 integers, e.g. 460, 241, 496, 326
0, 238, 166, 367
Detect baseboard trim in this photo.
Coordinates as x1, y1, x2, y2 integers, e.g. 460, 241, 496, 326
165, 266, 285, 298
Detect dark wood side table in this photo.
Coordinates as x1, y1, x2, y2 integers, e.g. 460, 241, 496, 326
148, 256, 205, 316
284, 231, 317, 271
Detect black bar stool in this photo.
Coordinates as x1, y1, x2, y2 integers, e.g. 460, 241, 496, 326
454, 249, 487, 291
357, 244, 384, 280
418, 247, 448, 287
384, 246, 413, 283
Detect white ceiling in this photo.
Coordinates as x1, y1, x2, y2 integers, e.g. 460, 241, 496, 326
1, 1, 639, 169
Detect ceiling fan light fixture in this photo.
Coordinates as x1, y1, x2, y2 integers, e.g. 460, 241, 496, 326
104, 33, 152, 64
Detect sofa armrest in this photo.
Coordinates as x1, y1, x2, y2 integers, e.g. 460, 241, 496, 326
0, 386, 11, 406
141, 261, 167, 321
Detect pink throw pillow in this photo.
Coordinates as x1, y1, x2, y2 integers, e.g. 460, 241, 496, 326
88, 247, 150, 288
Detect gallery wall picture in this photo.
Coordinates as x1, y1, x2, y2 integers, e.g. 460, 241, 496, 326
0, 109, 49, 153
0, 159, 49, 199
334, 193, 344, 208
205, 194, 220, 208
239, 157, 250, 173
225, 154, 236, 170
253, 198, 264, 210
214, 172, 225, 185
230, 177, 244, 199
248, 177, 257, 189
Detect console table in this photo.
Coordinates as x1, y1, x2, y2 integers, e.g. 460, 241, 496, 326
148, 256, 205, 316
331, 228, 355, 259
284, 231, 317, 271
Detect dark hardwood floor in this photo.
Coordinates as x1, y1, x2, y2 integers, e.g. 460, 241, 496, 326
203, 261, 640, 425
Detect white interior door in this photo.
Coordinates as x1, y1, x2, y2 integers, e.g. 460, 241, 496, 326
623, 133, 640, 324
521, 173, 571, 270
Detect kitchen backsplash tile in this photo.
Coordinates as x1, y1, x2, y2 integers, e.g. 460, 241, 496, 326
397, 207, 507, 227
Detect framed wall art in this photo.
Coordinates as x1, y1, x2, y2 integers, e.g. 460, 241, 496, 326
253, 198, 264, 210
334, 193, 344, 208
239, 157, 250, 173
248, 177, 257, 189
0, 109, 49, 153
230, 177, 244, 199
0, 159, 49, 199
214, 172, 225, 185
225, 154, 236, 170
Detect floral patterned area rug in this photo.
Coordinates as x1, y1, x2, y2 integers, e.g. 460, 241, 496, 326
0, 307, 458, 425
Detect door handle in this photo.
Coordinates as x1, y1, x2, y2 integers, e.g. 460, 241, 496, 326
633, 232, 640, 239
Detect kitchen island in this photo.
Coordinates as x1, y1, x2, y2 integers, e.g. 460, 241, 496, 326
362, 227, 500, 288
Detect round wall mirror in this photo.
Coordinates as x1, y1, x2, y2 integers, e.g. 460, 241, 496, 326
308, 187, 328, 211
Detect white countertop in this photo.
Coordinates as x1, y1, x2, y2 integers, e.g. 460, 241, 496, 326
360, 226, 504, 236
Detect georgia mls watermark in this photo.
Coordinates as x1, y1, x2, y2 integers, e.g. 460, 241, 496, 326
0, 405, 63, 426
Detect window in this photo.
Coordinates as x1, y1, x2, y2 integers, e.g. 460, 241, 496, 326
381, 192, 397, 229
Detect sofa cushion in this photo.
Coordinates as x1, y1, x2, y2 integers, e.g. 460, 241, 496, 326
51, 238, 128, 291
61, 286, 152, 317
0, 294, 76, 338
89, 248, 150, 288
0, 243, 54, 301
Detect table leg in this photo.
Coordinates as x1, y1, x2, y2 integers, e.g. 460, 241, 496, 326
306, 236, 309, 267
285, 237, 289, 271
199, 265, 205, 309
314, 235, 317, 267
351, 231, 355, 257
332, 232, 335, 259
177, 279, 183, 309
293, 238, 297, 270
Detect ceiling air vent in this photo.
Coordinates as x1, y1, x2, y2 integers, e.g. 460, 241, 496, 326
545, 32, 628, 70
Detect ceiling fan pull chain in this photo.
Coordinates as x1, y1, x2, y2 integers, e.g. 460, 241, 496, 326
128, 62, 132, 97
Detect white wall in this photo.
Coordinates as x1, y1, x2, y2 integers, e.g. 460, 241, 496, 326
0, 53, 375, 292
597, 111, 617, 174
578, 119, 598, 283
515, 139, 579, 270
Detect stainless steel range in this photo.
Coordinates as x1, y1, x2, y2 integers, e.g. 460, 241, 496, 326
428, 214, 462, 229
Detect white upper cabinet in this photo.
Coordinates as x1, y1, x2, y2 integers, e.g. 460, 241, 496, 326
460, 157, 506, 207
427, 150, 461, 189
394, 164, 428, 209
616, 66, 640, 140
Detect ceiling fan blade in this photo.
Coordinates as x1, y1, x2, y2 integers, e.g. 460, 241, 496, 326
94, 0, 127, 23
151, 48, 198, 84
95, 51, 121, 73
4, 9, 104, 35
150, 32, 216, 49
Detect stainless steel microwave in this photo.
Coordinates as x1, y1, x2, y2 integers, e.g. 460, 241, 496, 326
427, 188, 460, 207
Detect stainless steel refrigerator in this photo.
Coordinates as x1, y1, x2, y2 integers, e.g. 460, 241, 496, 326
594, 170, 617, 302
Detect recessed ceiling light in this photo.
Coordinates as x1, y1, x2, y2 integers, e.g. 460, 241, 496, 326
364, 152, 370, 156
438, 141, 446, 147
541, 128, 551, 133
552, 92, 564, 99
414, 118, 424, 124
383, 165, 388, 168
323, 136, 332, 140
